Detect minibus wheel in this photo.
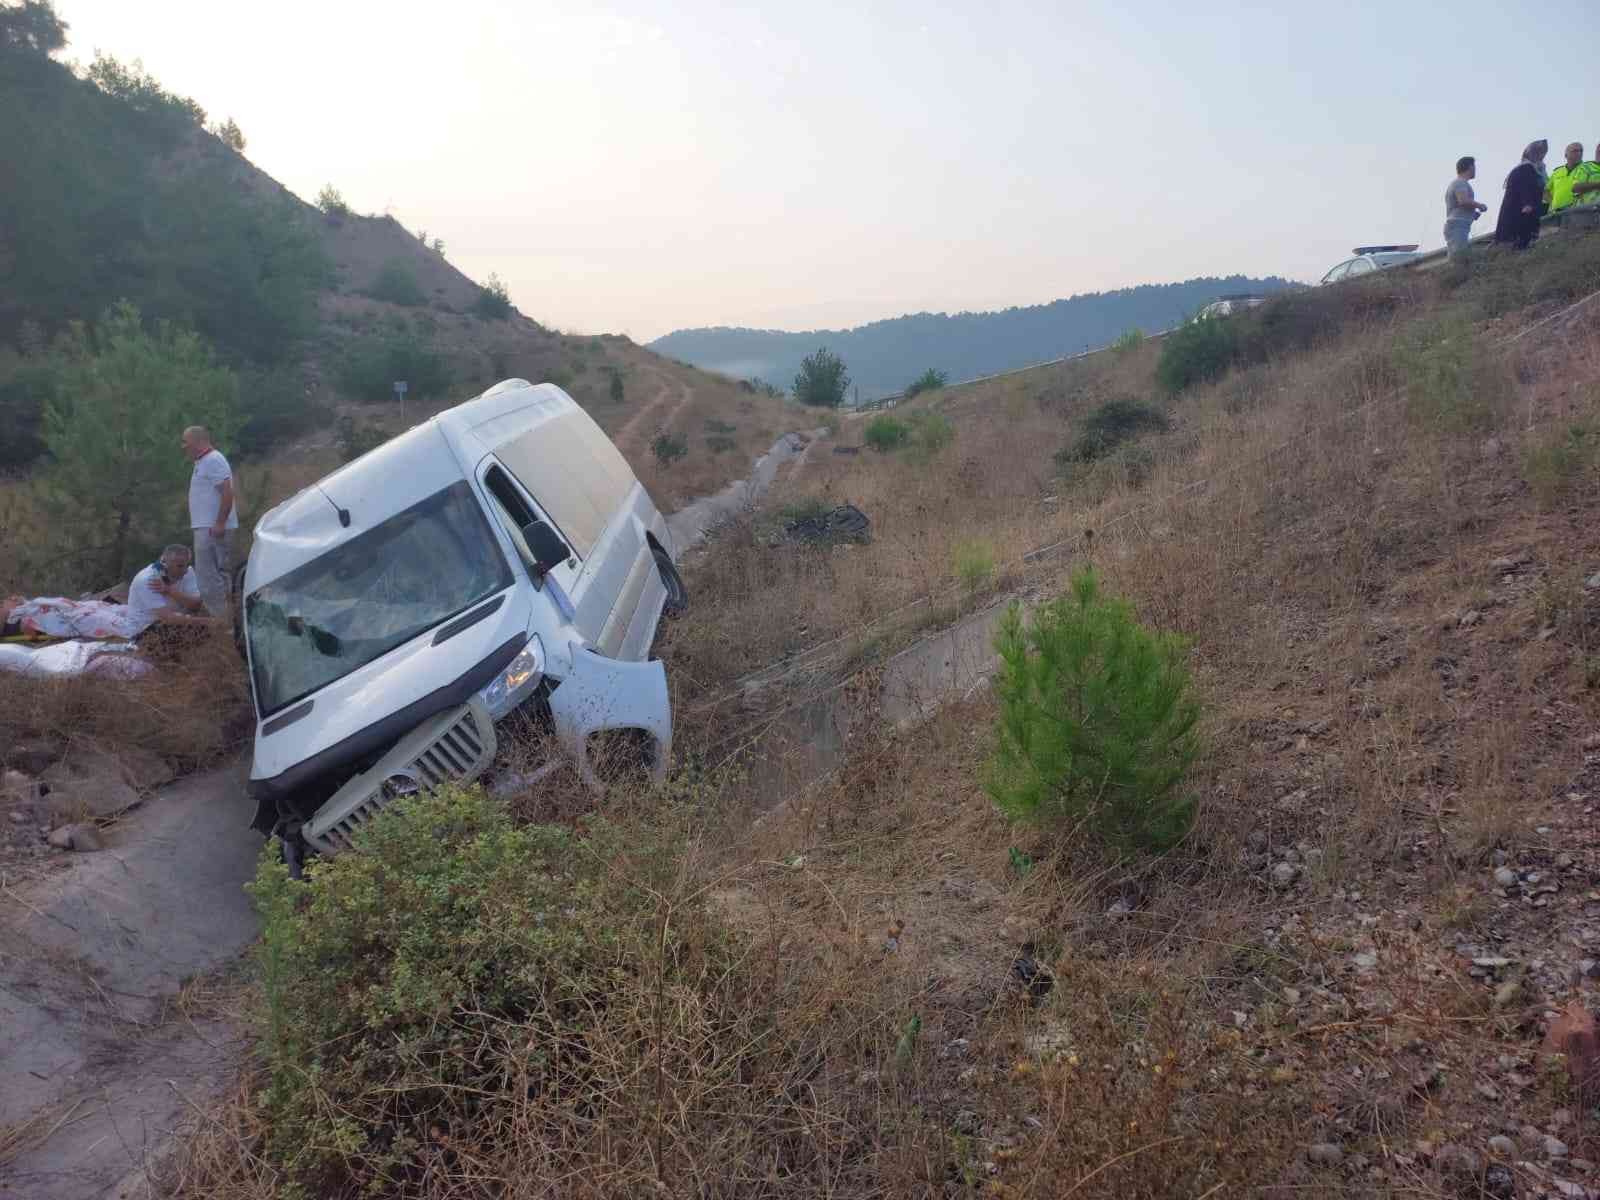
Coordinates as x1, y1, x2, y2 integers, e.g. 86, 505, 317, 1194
653, 545, 688, 616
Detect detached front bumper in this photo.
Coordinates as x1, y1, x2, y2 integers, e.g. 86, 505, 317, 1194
548, 648, 672, 787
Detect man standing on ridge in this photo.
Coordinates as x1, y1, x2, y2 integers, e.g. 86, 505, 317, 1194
1444, 156, 1487, 261
1571, 142, 1600, 207
1546, 142, 1589, 214
182, 424, 238, 617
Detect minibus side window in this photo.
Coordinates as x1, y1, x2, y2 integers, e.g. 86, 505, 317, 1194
484, 465, 539, 572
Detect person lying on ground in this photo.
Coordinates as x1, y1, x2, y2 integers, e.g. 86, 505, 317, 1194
3, 569, 217, 643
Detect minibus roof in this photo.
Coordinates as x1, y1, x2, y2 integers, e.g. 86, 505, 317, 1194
247, 380, 573, 590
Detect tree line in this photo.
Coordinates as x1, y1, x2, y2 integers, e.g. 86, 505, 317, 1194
652, 275, 1298, 400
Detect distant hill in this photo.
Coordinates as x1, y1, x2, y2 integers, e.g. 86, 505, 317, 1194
651, 277, 1300, 400
0, 12, 790, 525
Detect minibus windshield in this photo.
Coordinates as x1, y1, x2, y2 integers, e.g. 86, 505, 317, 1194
246, 481, 513, 715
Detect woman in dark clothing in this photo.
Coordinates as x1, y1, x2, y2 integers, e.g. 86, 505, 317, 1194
1495, 140, 1549, 248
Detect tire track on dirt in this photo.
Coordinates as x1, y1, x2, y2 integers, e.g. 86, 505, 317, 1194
612, 367, 681, 450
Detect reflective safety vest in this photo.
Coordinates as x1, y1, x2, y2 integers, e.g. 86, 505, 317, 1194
1548, 162, 1586, 211
1574, 161, 1600, 207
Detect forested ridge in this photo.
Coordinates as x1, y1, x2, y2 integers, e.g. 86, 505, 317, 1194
652, 275, 1298, 399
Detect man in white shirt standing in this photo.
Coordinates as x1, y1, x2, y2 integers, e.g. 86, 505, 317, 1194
181, 424, 239, 617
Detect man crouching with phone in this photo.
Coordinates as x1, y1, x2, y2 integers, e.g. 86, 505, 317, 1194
128, 545, 214, 659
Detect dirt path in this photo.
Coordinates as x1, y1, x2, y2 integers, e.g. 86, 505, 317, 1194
0, 765, 261, 1199
666, 427, 827, 550
611, 368, 685, 451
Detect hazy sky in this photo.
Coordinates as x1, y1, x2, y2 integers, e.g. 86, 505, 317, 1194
52, 0, 1600, 340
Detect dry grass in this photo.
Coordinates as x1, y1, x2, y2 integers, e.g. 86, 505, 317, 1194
0, 626, 251, 773
161, 236, 1600, 1196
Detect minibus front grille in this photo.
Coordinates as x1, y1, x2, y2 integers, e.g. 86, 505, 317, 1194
305, 702, 497, 853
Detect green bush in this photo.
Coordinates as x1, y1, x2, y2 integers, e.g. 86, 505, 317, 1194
652, 431, 688, 466
368, 259, 426, 307
1524, 422, 1597, 506
777, 496, 830, 526
472, 273, 512, 319
1, 46, 329, 361
986, 569, 1200, 852
864, 414, 910, 452
0, 356, 58, 468
793, 346, 850, 408
1111, 328, 1144, 356
40, 301, 238, 584
315, 184, 349, 217
905, 367, 948, 398
335, 334, 451, 403
608, 367, 625, 403
1392, 318, 1502, 431
705, 434, 736, 454
246, 785, 724, 1194
704, 417, 736, 434
1055, 398, 1169, 466
908, 410, 954, 456
235, 367, 328, 459
334, 413, 385, 462
85, 52, 204, 128
953, 539, 995, 591
1156, 316, 1237, 394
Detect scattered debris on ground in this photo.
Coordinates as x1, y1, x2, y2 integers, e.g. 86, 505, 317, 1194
783, 502, 871, 545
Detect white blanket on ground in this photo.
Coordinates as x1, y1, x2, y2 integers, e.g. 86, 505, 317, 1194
0, 640, 152, 680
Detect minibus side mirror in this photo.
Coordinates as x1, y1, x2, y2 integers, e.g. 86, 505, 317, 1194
521, 520, 570, 574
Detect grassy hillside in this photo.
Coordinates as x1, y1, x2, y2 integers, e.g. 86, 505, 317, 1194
134, 221, 1600, 1196
0, 17, 794, 593
649, 274, 1299, 400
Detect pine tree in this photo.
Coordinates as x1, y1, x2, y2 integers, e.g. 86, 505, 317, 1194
792, 346, 849, 408
986, 568, 1201, 851
40, 301, 237, 583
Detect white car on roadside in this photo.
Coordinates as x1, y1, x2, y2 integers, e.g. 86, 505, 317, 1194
1194, 294, 1270, 320
1318, 245, 1421, 285
240, 379, 686, 870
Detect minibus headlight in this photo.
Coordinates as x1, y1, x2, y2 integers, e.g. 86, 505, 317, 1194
481, 637, 545, 719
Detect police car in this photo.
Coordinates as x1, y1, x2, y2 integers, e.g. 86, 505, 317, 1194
1318, 245, 1421, 285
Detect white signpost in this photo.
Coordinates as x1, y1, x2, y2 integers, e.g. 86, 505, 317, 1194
393, 379, 407, 421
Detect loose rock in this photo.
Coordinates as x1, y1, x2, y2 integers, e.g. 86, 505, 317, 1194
4, 737, 64, 776
46, 822, 103, 852
1548, 1134, 1571, 1159
1488, 1135, 1516, 1158
1272, 862, 1299, 888
1483, 1163, 1515, 1199
1434, 1143, 1482, 1183
1306, 1142, 1343, 1167
1494, 867, 1517, 889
